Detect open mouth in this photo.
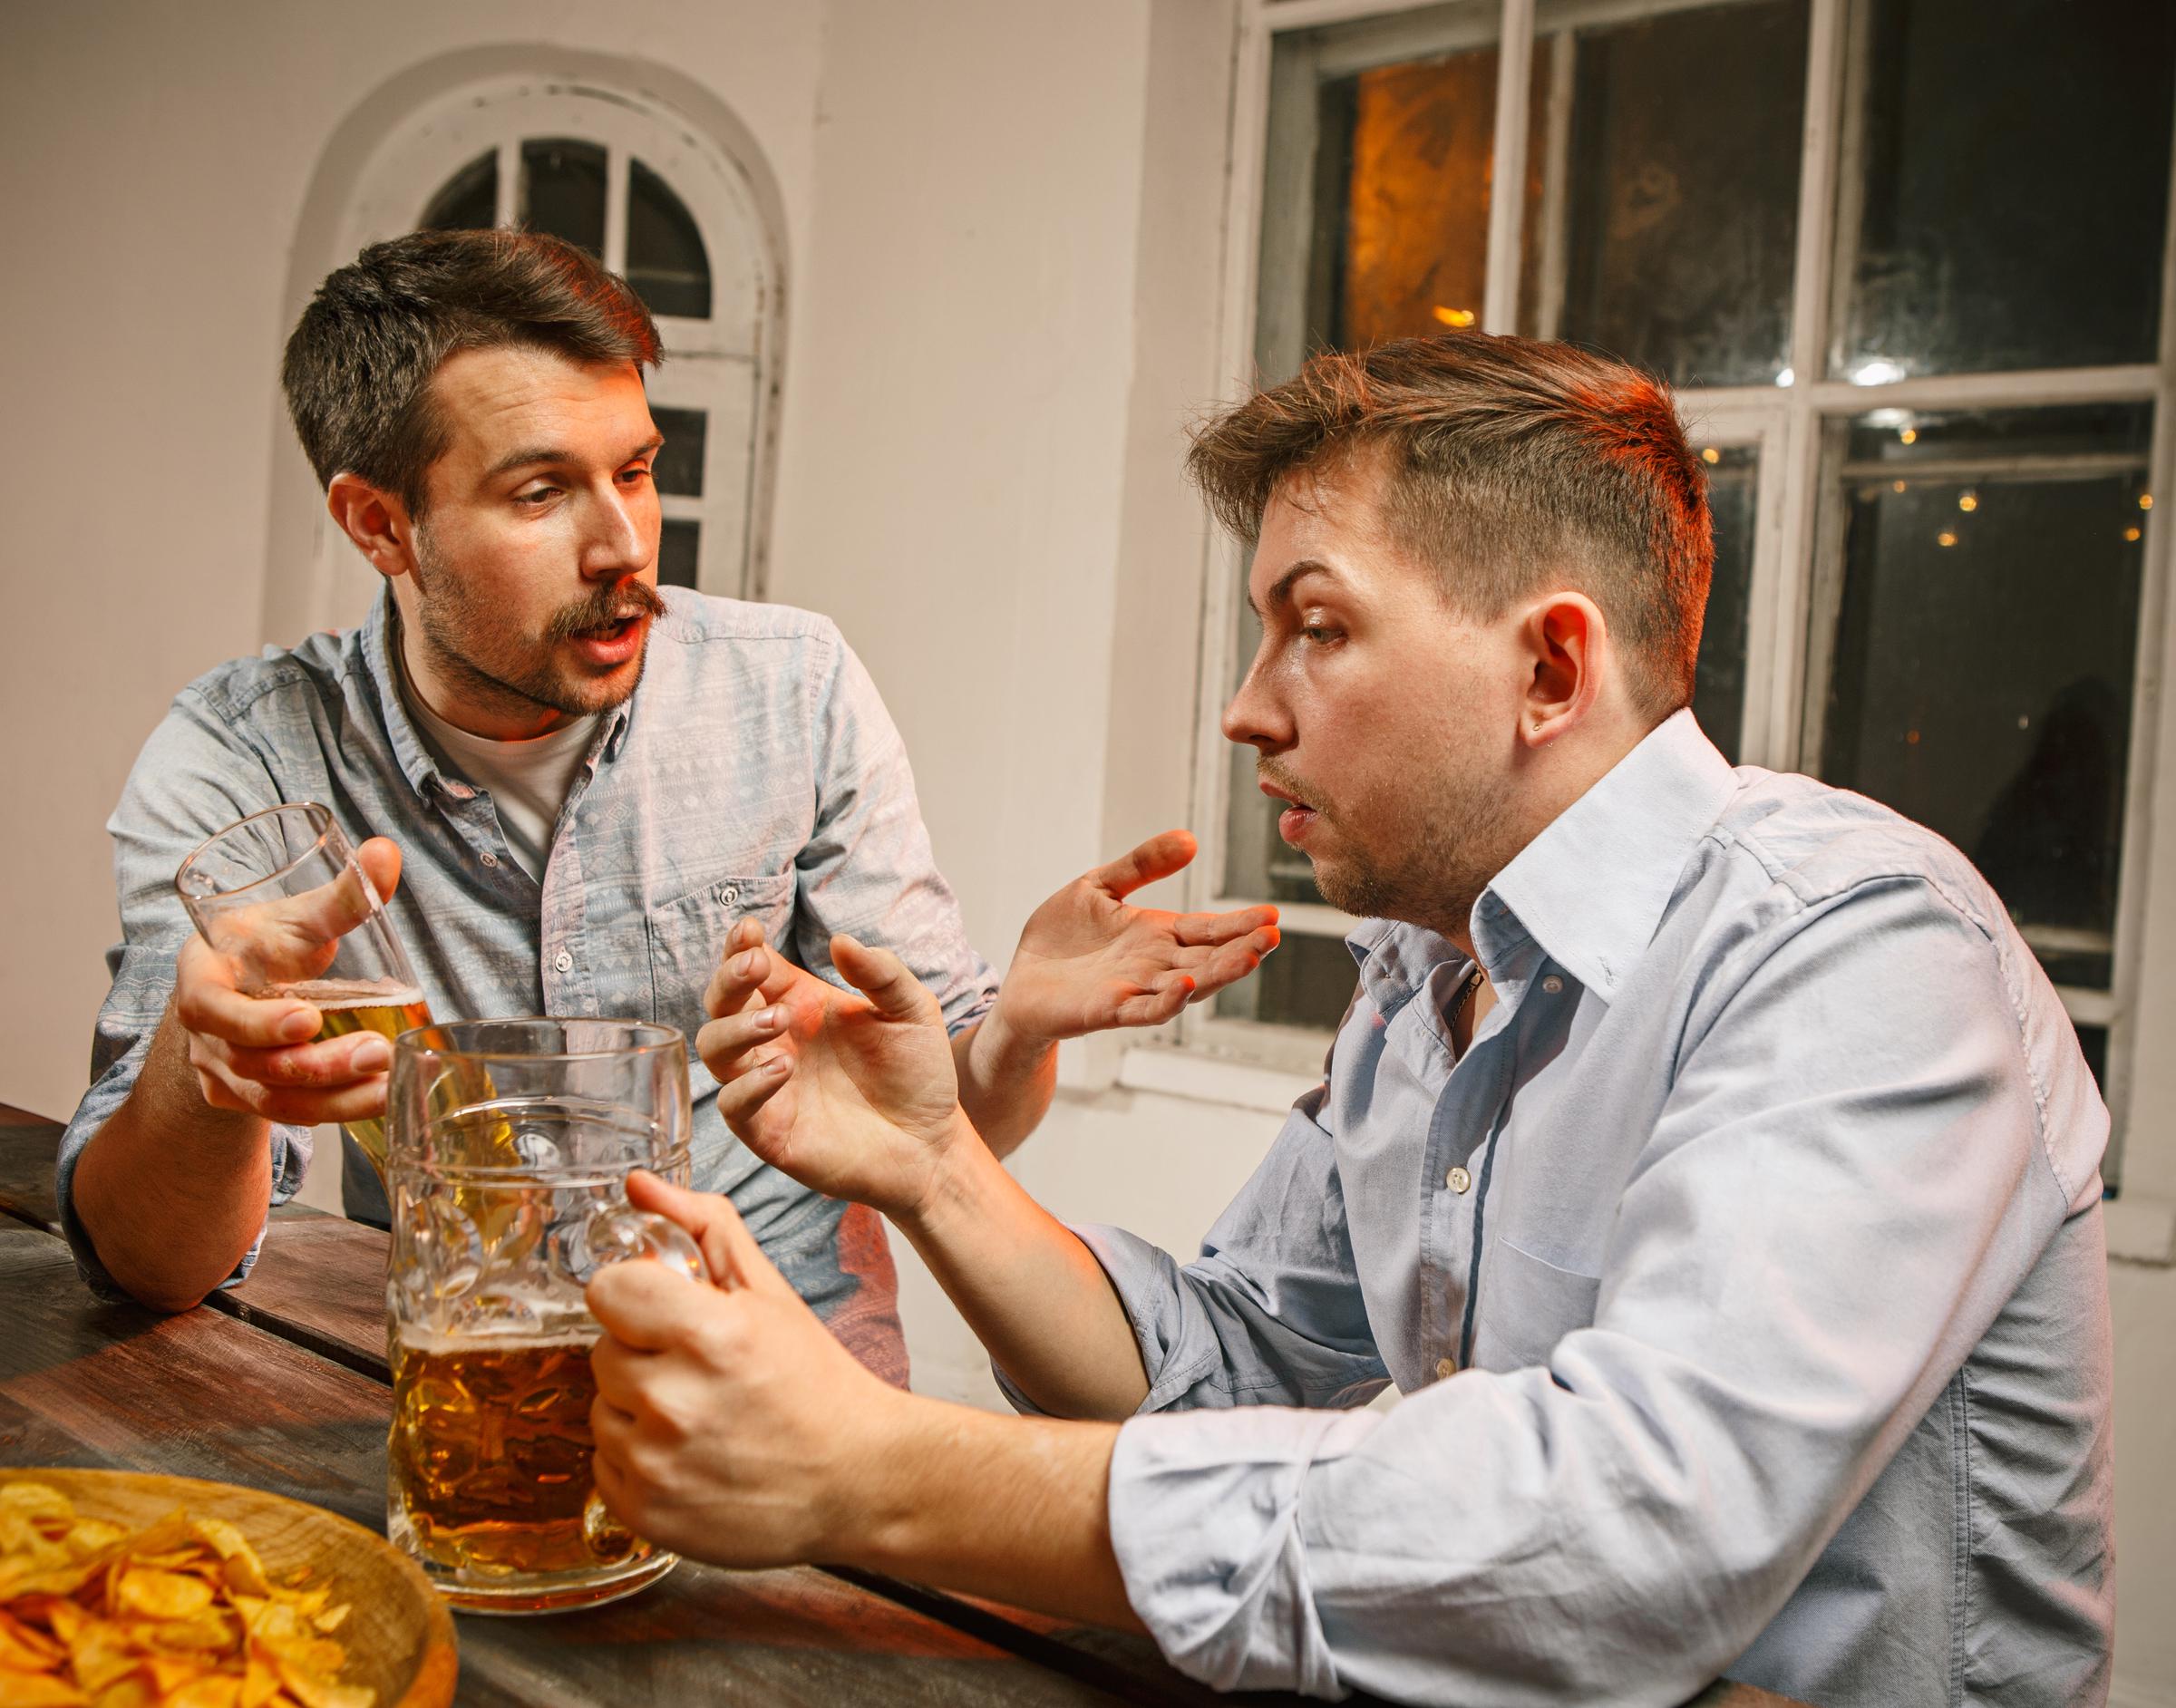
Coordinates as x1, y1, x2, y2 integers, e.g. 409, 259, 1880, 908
567, 612, 647, 664
1259, 777, 1320, 845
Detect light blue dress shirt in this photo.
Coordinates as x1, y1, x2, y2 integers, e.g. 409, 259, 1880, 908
57, 587, 998, 1378
1019, 711, 2113, 1706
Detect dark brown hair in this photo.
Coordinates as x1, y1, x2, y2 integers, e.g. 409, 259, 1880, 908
1187, 333, 1714, 717
281, 228, 662, 517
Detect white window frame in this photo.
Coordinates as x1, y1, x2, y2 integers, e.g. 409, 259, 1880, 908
1180, 0, 2176, 1199
295, 75, 785, 635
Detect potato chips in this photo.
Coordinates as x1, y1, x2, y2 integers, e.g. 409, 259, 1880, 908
0, 1482, 374, 1708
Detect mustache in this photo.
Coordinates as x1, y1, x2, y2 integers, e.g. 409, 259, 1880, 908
545, 580, 668, 642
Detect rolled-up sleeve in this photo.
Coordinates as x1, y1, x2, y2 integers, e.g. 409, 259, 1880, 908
55, 689, 313, 1301
1096, 878, 2070, 1704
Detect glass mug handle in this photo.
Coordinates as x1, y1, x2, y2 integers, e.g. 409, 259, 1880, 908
584, 1208, 708, 1286
579, 1208, 709, 1562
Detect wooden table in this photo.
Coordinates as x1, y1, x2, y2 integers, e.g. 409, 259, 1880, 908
0, 1105, 1795, 1707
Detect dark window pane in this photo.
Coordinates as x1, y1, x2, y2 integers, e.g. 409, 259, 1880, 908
422, 150, 496, 231
1818, 404, 2150, 987
1542, 0, 1807, 386
1838, 0, 2176, 379
628, 159, 712, 319
2075, 1023, 2108, 1094
521, 138, 607, 259
1693, 444, 1759, 763
650, 406, 707, 498
657, 519, 700, 589
1216, 929, 1361, 1034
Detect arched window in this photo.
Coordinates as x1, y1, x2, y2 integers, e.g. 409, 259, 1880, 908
309, 76, 782, 625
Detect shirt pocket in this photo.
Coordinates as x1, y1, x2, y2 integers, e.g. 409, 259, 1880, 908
1472, 1238, 1602, 1373
645, 873, 796, 1100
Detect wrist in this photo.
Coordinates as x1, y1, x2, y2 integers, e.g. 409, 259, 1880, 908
890, 1109, 1000, 1237
968, 1003, 1053, 1085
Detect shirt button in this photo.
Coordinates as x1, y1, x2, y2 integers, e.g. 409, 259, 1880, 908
1541, 975, 1562, 995
1435, 1356, 1458, 1380
1445, 1165, 1472, 1194
480, 850, 500, 869
553, 950, 574, 974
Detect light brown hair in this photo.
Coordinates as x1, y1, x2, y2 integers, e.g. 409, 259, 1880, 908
1187, 333, 1714, 717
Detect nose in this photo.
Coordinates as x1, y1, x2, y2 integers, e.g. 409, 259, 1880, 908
581, 481, 655, 583
1222, 645, 1293, 754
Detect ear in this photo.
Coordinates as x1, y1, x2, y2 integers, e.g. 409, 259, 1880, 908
325, 473, 418, 584
1518, 591, 1608, 747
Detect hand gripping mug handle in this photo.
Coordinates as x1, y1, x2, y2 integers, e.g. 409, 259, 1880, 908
583, 1208, 709, 1286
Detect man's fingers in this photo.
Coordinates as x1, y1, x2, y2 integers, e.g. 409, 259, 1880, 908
588, 1257, 720, 1353
703, 928, 801, 1020
1171, 905, 1279, 948
221, 1031, 393, 1089
1086, 829, 1198, 900
625, 1170, 780, 1296
177, 960, 323, 1051
830, 934, 937, 1024
199, 1070, 393, 1128
1177, 931, 1281, 997
1114, 973, 1194, 1028
695, 1006, 791, 1079
356, 837, 403, 906
709, 1054, 794, 1138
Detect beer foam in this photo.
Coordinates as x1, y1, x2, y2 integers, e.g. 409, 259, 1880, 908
279, 979, 426, 1011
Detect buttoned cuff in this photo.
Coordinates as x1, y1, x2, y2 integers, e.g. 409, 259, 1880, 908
1107, 1402, 1381, 1697
56, 1034, 312, 1303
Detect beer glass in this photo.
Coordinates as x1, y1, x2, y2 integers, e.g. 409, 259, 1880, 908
175, 801, 428, 1189
384, 1018, 704, 1614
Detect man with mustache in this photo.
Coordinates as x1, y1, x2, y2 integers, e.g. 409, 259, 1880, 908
56, 228, 1277, 1379
584, 335, 2113, 1705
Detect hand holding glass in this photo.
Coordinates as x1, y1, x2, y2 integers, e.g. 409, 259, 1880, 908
174, 801, 427, 1188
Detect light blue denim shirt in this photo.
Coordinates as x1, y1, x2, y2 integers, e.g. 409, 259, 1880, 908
58, 587, 997, 1374
1020, 711, 2113, 1707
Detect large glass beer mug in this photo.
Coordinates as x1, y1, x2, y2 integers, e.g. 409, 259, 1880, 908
384, 1019, 704, 1614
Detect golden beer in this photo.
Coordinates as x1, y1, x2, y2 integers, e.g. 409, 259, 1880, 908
388, 1330, 647, 1590
281, 980, 432, 1184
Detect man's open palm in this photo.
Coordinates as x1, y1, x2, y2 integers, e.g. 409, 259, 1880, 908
995, 830, 1278, 1042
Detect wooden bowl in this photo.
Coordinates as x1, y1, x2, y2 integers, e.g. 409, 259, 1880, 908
0, 1466, 457, 1708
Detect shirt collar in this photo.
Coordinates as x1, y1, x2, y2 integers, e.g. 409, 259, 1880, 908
1482, 708, 1739, 1000
362, 587, 637, 802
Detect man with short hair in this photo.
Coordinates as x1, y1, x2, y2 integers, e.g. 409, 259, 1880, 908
59, 227, 1278, 1382
587, 335, 2114, 1706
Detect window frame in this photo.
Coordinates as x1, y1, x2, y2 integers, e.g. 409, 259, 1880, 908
301, 76, 784, 630
1181, 0, 2176, 1183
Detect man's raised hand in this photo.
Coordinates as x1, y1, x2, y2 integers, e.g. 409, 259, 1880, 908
173, 836, 406, 1126
698, 923, 971, 1218
989, 829, 1278, 1043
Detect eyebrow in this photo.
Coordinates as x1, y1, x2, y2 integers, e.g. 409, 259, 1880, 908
485, 434, 665, 481
1247, 558, 1338, 620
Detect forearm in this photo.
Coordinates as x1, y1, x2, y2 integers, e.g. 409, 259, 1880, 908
950, 1014, 1056, 1159
71, 1005, 274, 1312
846, 1397, 1141, 1634
899, 1133, 1150, 1420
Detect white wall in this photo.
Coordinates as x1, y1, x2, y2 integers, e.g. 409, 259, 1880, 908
3, 2, 2170, 1697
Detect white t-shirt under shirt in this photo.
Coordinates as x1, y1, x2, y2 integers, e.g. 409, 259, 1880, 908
403, 691, 598, 883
